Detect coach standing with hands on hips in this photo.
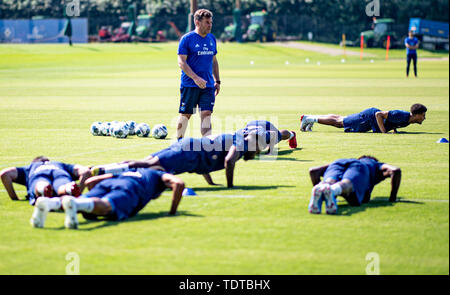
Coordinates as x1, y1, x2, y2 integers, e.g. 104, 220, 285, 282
176, 9, 221, 139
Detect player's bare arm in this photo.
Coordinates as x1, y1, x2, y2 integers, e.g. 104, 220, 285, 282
224, 145, 239, 188
162, 173, 185, 215
212, 55, 220, 96
381, 164, 402, 202
178, 54, 207, 89
375, 111, 389, 133
309, 165, 330, 186
0, 167, 20, 200
85, 174, 113, 191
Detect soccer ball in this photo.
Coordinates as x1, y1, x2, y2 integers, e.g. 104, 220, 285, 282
100, 122, 112, 136
112, 122, 129, 139
126, 121, 136, 135
135, 123, 151, 137
152, 124, 168, 139
90, 122, 102, 136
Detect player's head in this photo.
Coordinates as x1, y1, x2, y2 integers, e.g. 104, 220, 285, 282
32, 156, 49, 163
358, 155, 379, 162
409, 30, 415, 37
245, 130, 266, 154
194, 9, 213, 35
410, 103, 427, 124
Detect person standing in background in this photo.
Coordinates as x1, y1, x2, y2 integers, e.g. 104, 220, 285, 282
405, 30, 419, 78
176, 9, 221, 139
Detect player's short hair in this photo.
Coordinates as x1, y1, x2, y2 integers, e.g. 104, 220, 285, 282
194, 9, 213, 22
32, 156, 49, 163
358, 155, 379, 162
410, 103, 427, 115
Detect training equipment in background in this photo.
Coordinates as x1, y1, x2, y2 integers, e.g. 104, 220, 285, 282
112, 122, 129, 139
90, 121, 151, 138
437, 138, 449, 143
182, 188, 197, 196
90, 122, 102, 136
135, 123, 151, 137
152, 124, 168, 139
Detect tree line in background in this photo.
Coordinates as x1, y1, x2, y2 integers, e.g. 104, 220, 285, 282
1, 0, 448, 39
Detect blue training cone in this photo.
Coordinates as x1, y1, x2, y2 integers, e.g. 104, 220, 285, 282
437, 138, 449, 143
182, 188, 197, 196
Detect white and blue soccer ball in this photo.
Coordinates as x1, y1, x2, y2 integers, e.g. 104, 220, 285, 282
90, 122, 102, 136
112, 122, 129, 139
152, 124, 168, 139
109, 121, 120, 136
126, 120, 136, 135
100, 122, 112, 136
135, 123, 151, 137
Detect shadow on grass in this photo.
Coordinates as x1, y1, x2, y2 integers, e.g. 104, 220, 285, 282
337, 196, 423, 216
394, 131, 444, 135
72, 45, 101, 52
193, 185, 294, 192
42, 210, 201, 231
257, 148, 312, 162
78, 210, 202, 231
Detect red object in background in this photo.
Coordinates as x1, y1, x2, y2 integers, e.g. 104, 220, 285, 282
386, 35, 391, 60
360, 34, 364, 60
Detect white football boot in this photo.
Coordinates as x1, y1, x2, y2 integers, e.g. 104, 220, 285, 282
62, 196, 79, 229
30, 197, 50, 228
305, 122, 314, 132
308, 184, 326, 214
322, 185, 338, 215
300, 115, 309, 132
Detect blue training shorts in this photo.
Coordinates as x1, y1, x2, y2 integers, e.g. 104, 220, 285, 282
179, 87, 215, 114
323, 159, 371, 206
343, 108, 380, 133
28, 170, 73, 205
82, 178, 141, 221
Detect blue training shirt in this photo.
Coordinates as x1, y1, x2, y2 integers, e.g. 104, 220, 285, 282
117, 168, 167, 204
372, 110, 411, 133
405, 37, 419, 54
178, 31, 217, 88
358, 158, 385, 199
196, 133, 244, 174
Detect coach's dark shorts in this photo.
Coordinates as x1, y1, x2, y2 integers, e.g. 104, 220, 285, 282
179, 87, 215, 114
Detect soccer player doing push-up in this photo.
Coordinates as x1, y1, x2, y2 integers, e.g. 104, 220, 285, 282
307, 156, 402, 215
300, 104, 427, 133
32, 168, 185, 229
91, 130, 268, 188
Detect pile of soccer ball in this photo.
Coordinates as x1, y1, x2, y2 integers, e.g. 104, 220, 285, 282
90, 121, 168, 139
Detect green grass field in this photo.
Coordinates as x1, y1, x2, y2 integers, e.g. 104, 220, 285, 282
0, 42, 448, 275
